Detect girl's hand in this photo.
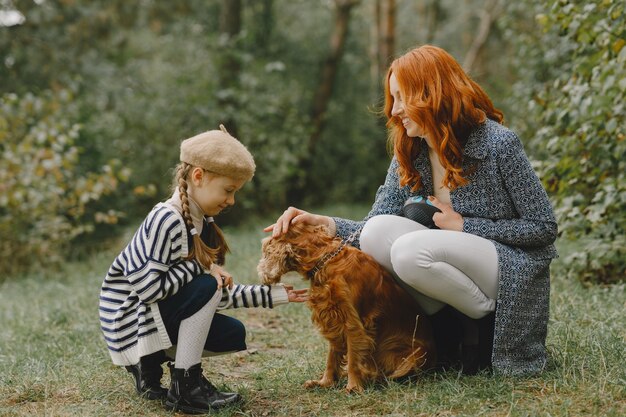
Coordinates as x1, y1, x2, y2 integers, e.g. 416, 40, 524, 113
283, 284, 309, 303
263, 206, 332, 238
429, 196, 464, 231
210, 264, 234, 289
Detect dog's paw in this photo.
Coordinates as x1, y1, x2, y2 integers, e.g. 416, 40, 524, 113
304, 378, 334, 389
345, 382, 364, 394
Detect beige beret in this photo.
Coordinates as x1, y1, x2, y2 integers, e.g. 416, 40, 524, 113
179, 125, 255, 181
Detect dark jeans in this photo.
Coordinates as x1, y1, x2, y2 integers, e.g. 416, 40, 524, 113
158, 274, 247, 353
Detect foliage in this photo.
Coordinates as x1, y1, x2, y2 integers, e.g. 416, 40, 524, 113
1, 213, 624, 416
0, 90, 128, 275
1, 0, 624, 284
502, 0, 625, 285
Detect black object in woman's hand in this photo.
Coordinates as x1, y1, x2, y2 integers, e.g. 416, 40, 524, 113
402, 196, 442, 229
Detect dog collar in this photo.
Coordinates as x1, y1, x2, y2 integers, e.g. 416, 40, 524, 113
306, 230, 359, 279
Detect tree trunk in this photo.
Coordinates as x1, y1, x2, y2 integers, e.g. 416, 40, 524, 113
378, 0, 396, 74
369, 0, 382, 101
251, 0, 273, 54
286, 0, 360, 204
369, 0, 395, 98
417, 0, 443, 45
462, 0, 501, 73
308, 0, 360, 155
217, 0, 242, 137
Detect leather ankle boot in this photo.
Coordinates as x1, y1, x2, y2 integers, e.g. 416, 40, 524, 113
125, 350, 168, 400
429, 305, 463, 370
165, 363, 241, 414
460, 312, 496, 375
477, 312, 496, 371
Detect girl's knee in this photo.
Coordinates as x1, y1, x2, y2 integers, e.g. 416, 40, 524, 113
231, 319, 246, 341
188, 274, 219, 302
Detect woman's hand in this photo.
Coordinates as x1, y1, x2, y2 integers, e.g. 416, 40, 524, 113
283, 284, 309, 303
429, 196, 464, 231
210, 264, 234, 289
263, 206, 332, 237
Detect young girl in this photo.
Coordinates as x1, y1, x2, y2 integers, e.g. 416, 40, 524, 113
99, 125, 307, 414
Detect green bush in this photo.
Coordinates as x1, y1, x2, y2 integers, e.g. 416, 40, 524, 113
504, 0, 626, 284
0, 90, 128, 276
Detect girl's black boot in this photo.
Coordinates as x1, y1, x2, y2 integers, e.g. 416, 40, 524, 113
125, 350, 168, 400
165, 363, 241, 414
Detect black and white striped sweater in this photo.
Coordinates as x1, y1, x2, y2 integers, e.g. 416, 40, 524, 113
99, 201, 288, 366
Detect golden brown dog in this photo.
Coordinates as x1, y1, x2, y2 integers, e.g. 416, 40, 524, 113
257, 223, 435, 392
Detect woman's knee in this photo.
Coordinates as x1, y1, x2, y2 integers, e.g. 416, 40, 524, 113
360, 215, 400, 258
390, 234, 433, 277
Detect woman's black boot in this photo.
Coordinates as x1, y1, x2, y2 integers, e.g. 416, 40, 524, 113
460, 312, 496, 375
166, 363, 241, 414
477, 312, 496, 371
429, 305, 463, 370
125, 350, 168, 400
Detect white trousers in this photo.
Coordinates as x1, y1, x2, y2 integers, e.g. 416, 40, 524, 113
359, 215, 499, 319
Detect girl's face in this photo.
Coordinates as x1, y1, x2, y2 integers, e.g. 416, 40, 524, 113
188, 168, 246, 216
389, 73, 424, 139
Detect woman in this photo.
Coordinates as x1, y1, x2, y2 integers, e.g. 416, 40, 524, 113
266, 45, 557, 376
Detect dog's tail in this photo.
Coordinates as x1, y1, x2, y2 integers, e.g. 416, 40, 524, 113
376, 314, 435, 378
387, 342, 430, 379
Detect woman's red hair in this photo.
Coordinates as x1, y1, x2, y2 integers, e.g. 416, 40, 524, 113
384, 45, 503, 191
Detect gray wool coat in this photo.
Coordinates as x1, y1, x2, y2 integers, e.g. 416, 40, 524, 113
333, 118, 558, 376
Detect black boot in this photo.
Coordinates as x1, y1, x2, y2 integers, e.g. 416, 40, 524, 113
477, 312, 495, 371
460, 343, 480, 375
429, 305, 463, 371
125, 350, 168, 400
166, 363, 241, 414
460, 312, 496, 375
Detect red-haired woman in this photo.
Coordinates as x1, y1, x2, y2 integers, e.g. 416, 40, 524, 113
267, 45, 557, 377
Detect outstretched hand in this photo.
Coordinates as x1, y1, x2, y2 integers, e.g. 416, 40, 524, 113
283, 284, 309, 303
263, 206, 330, 237
428, 196, 464, 231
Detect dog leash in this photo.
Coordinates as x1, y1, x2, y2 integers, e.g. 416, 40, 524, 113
307, 230, 360, 278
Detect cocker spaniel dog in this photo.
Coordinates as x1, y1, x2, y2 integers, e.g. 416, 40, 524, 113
257, 223, 435, 392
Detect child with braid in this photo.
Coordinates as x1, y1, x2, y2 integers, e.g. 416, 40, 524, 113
99, 125, 307, 414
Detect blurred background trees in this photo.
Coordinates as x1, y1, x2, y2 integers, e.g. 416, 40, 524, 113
1, 0, 623, 284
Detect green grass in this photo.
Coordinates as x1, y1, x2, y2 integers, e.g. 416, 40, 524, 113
1, 204, 624, 416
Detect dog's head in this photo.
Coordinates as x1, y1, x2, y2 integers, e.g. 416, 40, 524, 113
257, 222, 331, 285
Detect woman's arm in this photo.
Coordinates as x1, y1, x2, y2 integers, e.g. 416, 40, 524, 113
265, 158, 409, 248
462, 132, 558, 247
333, 157, 410, 247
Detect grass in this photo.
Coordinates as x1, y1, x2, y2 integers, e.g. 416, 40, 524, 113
0, 203, 624, 417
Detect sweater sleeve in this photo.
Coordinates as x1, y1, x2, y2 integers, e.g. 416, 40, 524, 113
217, 283, 289, 310
333, 157, 409, 248
462, 132, 558, 247
123, 206, 202, 304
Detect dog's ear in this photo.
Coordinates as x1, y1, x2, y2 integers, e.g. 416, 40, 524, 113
284, 242, 303, 266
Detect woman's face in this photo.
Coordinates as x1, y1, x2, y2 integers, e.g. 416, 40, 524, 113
389, 73, 424, 138
188, 168, 246, 216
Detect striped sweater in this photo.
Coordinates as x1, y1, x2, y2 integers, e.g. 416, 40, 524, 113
99, 201, 288, 366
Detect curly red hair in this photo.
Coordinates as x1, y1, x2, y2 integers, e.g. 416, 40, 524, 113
384, 45, 504, 191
